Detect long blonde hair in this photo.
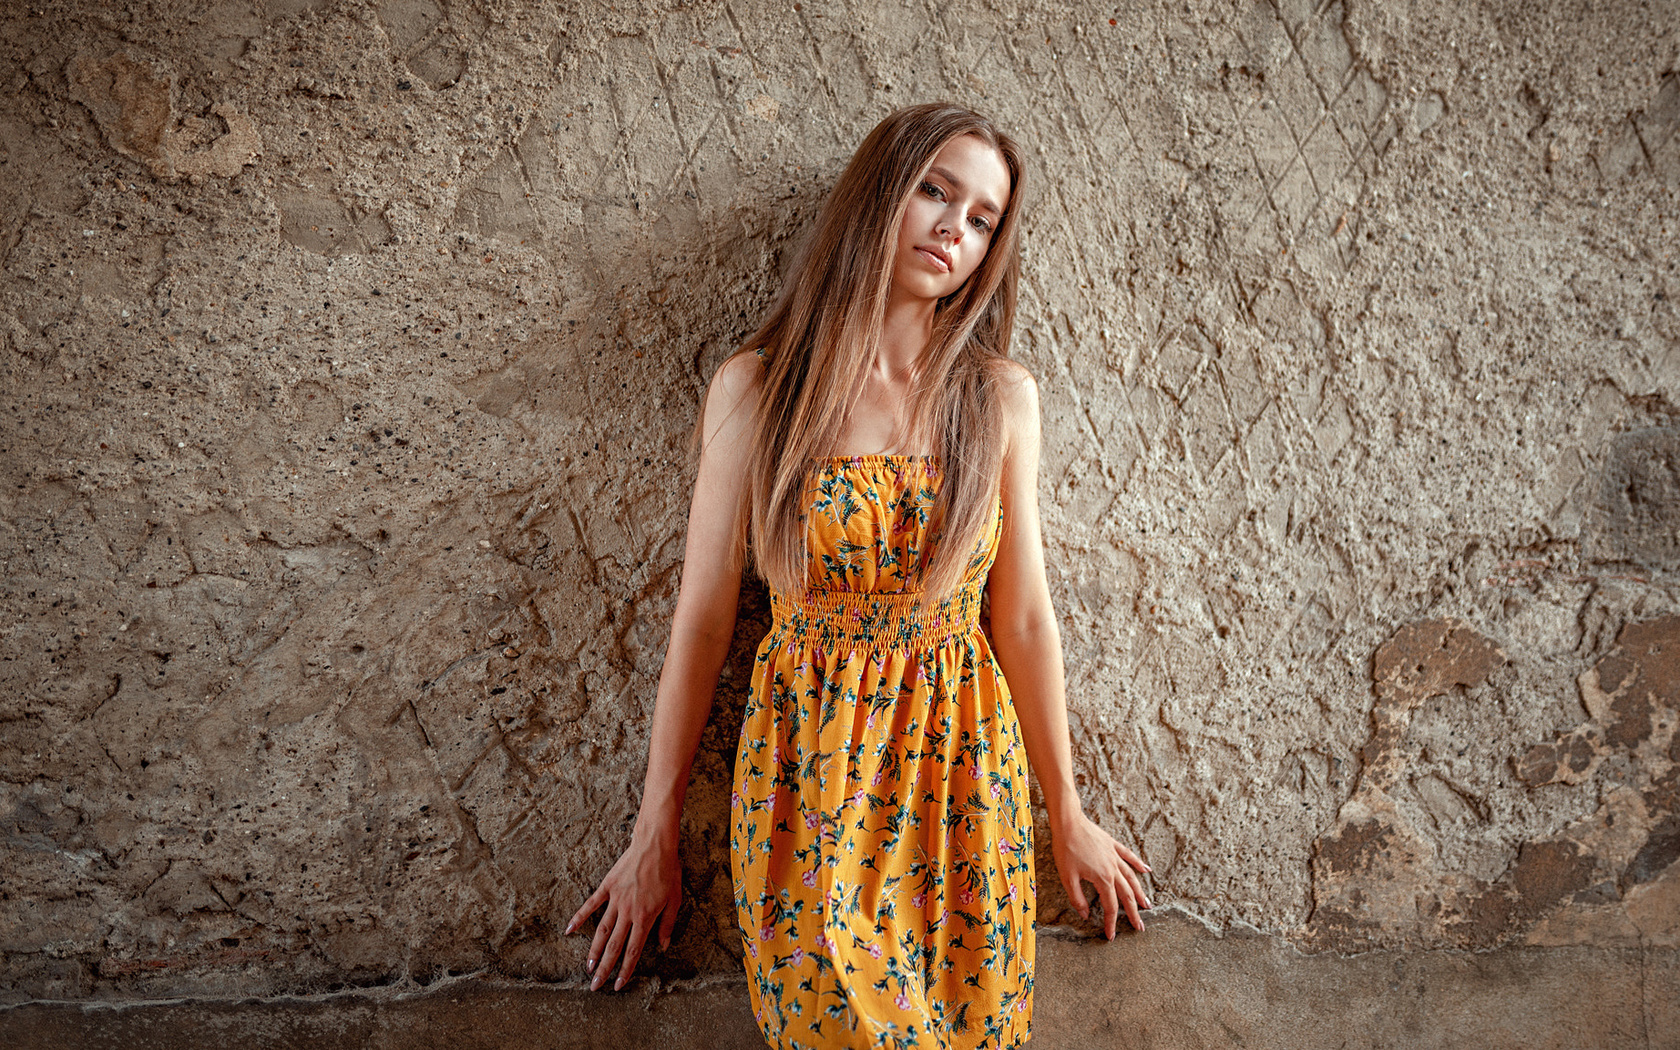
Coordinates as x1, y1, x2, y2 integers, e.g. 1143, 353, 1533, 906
738, 102, 1026, 598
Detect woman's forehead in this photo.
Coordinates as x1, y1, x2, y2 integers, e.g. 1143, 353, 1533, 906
925, 134, 1012, 214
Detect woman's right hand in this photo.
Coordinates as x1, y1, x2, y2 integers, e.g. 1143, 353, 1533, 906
565, 824, 682, 991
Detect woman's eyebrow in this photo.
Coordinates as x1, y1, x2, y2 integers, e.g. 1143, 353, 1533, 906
927, 165, 1003, 215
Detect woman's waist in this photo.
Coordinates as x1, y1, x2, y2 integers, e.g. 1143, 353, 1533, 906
767, 585, 984, 648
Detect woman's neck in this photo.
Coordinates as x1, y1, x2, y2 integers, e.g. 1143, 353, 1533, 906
879, 287, 937, 376
829, 293, 933, 456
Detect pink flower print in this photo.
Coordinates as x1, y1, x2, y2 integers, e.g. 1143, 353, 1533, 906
1008, 882, 1020, 901
870, 769, 883, 786
1016, 998, 1027, 1012
772, 747, 782, 765
910, 892, 926, 909
802, 868, 818, 888
959, 889, 974, 905
731, 790, 742, 809
804, 810, 820, 829
989, 781, 1001, 799
894, 993, 911, 1010
867, 942, 882, 959
851, 789, 866, 807
968, 764, 982, 780
760, 924, 775, 942
747, 939, 758, 959
791, 946, 805, 965
1000, 838, 1015, 853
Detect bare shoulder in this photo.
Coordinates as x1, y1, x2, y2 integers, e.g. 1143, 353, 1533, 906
991, 359, 1040, 447
710, 349, 764, 404
702, 349, 764, 447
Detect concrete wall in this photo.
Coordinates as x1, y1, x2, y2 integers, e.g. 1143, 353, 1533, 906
1, 0, 1677, 1034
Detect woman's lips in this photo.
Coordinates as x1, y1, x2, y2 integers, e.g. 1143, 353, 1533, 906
915, 247, 951, 272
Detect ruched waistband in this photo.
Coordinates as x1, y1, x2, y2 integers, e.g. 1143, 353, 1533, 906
767, 584, 984, 651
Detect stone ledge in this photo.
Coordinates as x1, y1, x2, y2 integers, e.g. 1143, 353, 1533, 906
3, 914, 1673, 1049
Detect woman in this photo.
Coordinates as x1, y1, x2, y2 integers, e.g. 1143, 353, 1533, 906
567, 102, 1151, 1049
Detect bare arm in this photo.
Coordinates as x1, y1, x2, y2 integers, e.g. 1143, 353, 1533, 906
565, 352, 760, 989
985, 364, 1152, 938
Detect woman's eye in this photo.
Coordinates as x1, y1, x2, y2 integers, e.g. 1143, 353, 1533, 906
970, 216, 991, 232
920, 181, 943, 199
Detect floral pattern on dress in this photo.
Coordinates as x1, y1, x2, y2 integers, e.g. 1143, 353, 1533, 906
731, 455, 1035, 1050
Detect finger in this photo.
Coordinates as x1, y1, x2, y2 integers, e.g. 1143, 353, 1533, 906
567, 885, 608, 936
592, 911, 632, 991
615, 920, 652, 991
658, 898, 679, 951
1061, 872, 1090, 920
1116, 843, 1153, 874
587, 903, 617, 978
1118, 873, 1146, 932
1115, 845, 1152, 909
1097, 871, 1121, 940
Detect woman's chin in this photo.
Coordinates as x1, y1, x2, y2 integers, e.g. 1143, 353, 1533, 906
890, 273, 959, 302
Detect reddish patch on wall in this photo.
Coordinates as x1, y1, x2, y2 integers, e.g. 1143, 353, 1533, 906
1316, 818, 1397, 878
1362, 619, 1507, 789
1518, 615, 1678, 790
1450, 839, 1598, 946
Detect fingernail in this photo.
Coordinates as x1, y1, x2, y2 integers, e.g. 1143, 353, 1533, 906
614, 978, 623, 991
586, 957, 595, 973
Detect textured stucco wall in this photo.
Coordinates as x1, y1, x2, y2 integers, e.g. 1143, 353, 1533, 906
1, 0, 1677, 1017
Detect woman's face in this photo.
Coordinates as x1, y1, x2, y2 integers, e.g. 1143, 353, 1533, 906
890, 133, 1012, 302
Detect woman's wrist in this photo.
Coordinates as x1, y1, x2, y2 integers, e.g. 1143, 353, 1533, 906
632, 790, 685, 844
1042, 782, 1086, 835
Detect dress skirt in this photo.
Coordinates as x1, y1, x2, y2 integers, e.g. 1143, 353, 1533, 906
729, 456, 1035, 1050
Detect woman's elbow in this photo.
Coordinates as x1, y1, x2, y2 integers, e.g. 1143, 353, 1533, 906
988, 609, 1059, 650
671, 597, 740, 650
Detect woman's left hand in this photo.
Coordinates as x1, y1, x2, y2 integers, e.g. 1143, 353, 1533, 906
1051, 812, 1152, 938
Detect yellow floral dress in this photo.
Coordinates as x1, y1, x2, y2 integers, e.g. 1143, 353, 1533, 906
730, 455, 1035, 1050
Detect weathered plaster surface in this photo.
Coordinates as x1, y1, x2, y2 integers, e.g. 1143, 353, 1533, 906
0, 0, 1677, 1019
